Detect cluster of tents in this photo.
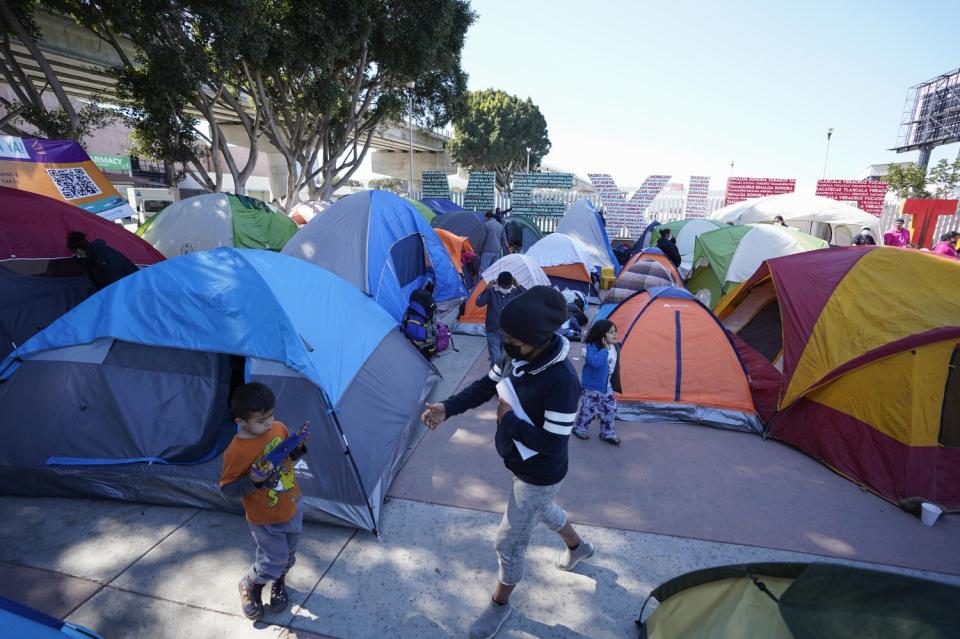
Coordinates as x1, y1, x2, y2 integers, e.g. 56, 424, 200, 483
0, 188, 482, 534
0, 185, 635, 532
2, 183, 958, 531
0, 187, 633, 533
595, 199, 960, 514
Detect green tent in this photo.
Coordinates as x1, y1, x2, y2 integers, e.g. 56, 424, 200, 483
137, 193, 297, 258
687, 224, 827, 308
505, 216, 543, 252
638, 562, 960, 639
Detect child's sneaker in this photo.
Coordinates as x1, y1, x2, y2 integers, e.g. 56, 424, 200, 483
556, 540, 595, 571
269, 575, 290, 613
468, 599, 512, 639
239, 575, 265, 620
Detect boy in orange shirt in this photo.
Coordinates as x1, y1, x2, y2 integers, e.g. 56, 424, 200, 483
221, 383, 307, 620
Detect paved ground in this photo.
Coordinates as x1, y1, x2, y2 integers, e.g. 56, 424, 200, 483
392, 344, 960, 574
2, 334, 958, 638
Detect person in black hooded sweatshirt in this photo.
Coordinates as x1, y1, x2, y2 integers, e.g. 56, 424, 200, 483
655, 227, 682, 268
421, 285, 594, 639
67, 231, 138, 291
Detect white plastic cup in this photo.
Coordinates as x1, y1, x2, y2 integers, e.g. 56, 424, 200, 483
920, 502, 943, 527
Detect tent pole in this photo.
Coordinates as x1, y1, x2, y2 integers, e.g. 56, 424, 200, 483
321, 389, 380, 537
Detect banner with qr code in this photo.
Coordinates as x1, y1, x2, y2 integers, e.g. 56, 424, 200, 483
0, 137, 135, 220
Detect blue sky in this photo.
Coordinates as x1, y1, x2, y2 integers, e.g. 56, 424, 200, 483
458, 0, 960, 191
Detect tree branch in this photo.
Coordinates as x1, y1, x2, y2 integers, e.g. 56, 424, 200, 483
0, 2, 80, 135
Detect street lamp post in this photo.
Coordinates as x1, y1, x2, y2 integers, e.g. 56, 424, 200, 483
405, 81, 415, 195
822, 128, 834, 179
526, 146, 531, 173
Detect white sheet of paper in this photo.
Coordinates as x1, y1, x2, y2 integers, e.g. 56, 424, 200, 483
496, 378, 538, 460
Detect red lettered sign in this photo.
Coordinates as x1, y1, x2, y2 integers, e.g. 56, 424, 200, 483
815, 180, 888, 217
724, 177, 796, 206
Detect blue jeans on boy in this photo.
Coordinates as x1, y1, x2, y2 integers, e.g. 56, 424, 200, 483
486, 330, 502, 366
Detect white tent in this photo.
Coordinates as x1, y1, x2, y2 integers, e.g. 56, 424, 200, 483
709, 193, 882, 246
453, 254, 551, 336
481, 253, 551, 287
556, 198, 617, 272
526, 233, 600, 302
526, 233, 597, 272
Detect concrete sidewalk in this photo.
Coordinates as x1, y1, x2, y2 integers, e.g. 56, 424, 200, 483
2, 495, 958, 639
2, 335, 958, 638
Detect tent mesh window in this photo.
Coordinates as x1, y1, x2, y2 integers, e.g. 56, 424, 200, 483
940, 346, 960, 447
390, 235, 427, 287
97, 342, 235, 464
737, 300, 783, 362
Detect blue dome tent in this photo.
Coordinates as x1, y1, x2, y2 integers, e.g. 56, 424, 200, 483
0, 248, 437, 533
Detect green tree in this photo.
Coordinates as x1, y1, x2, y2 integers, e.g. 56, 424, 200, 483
883, 160, 960, 200
63, 0, 264, 193
447, 89, 551, 193
12, 1, 474, 203
928, 158, 960, 199
0, 1, 113, 140
882, 163, 931, 199
241, 0, 475, 206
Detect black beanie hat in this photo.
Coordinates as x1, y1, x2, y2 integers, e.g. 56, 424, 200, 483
500, 285, 569, 346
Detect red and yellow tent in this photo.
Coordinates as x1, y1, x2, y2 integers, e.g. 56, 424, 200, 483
718, 246, 960, 510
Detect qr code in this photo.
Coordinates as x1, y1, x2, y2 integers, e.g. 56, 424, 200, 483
47, 167, 102, 200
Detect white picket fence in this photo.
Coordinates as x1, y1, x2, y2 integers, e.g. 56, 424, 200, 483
431, 189, 960, 247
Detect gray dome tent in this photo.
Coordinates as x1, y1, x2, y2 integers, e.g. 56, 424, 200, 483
431, 210, 488, 251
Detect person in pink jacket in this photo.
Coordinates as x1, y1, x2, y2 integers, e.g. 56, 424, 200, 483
883, 218, 911, 247
932, 232, 960, 258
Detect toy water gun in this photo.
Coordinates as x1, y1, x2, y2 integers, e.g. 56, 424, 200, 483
250, 422, 310, 485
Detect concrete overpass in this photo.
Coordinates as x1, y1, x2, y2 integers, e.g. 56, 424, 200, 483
5, 11, 453, 193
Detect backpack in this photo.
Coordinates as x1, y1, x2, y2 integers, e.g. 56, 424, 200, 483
435, 321, 459, 353
402, 288, 438, 358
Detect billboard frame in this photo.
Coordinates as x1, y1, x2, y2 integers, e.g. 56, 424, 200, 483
891, 67, 960, 154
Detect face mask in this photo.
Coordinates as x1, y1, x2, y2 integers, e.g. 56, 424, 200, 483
503, 342, 527, 359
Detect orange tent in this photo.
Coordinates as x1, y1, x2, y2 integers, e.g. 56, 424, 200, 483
622, 248, 683, 286
434, 228, 473, 275
608, 286, 761, 433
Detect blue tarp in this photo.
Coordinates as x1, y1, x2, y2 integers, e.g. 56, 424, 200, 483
0, 248, 398, 404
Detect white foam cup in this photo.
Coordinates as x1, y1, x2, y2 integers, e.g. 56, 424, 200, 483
920, 502, 943, 526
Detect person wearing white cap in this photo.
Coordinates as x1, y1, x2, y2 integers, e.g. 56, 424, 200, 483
852, 226, 877, 246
